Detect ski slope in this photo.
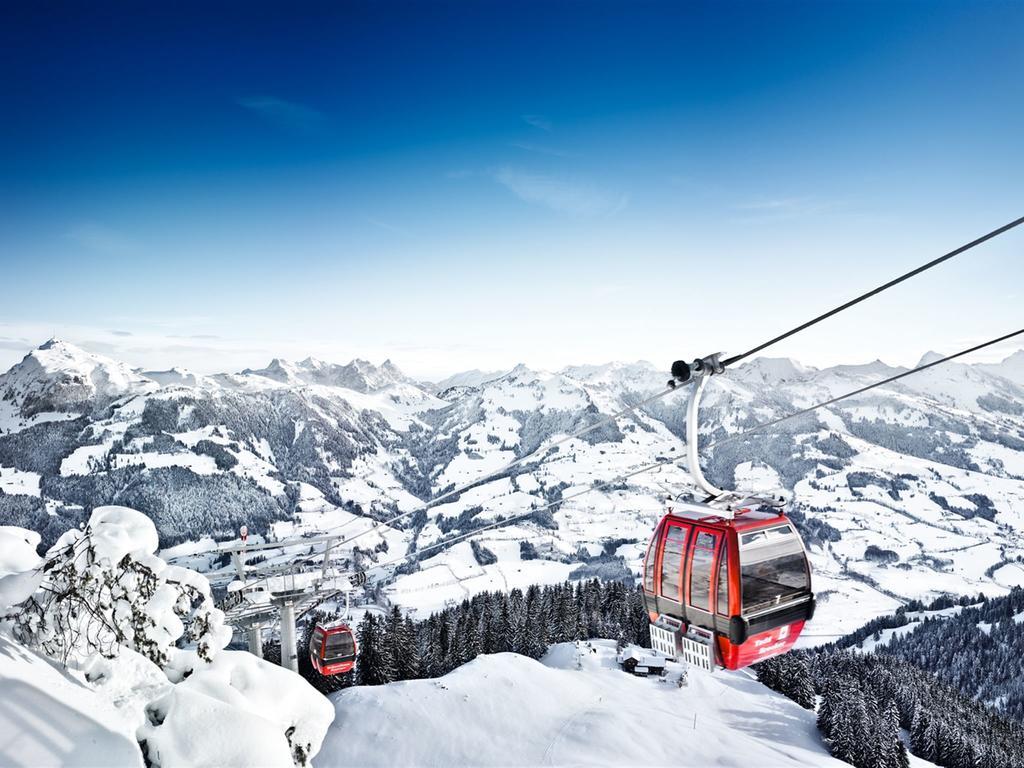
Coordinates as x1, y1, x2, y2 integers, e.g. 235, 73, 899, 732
319, 640, 851, 768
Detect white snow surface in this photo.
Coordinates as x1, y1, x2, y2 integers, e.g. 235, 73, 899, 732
319, 640, 850, 768
0, 635, 149, 768
139, 651, 335, 768
0, 465, 41, 496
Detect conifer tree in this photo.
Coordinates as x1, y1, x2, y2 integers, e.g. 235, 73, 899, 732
356, 613, 385, 685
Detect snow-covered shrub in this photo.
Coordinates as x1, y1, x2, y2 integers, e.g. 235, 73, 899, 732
2, 505, 335, 767
0, 526, 44, 610
6, 505, 231, 676
138, 650, 334, 767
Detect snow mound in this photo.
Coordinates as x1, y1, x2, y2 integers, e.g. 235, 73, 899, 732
318, 641, 847, 767
0, 526, 41, 575
81, 505, 161, 564
0, 635, 146, 767
0, 526, 43, 610
139, 650, 335, 768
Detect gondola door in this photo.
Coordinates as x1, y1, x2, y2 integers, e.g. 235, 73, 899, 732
655, 521, 691, 618
684, 528, 723, 635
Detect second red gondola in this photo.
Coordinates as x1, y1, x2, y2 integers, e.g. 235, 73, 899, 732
309, 621, 357, 675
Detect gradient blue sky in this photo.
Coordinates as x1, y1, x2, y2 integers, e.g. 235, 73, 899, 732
1, 1, 1022, 378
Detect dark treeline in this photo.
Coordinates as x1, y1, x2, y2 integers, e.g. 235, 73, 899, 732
818, 588, 1024, 722
879, 587, 1024, 723
827, 592, 982, 652
757, 590, 1024, 768
279, 580, 649, 694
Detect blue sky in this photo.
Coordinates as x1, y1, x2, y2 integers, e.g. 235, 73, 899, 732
1, 1, 1022, 378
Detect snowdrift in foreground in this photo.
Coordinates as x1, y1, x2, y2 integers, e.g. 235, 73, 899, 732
139, 650, 335, 768
0, 506, 335, 767
318, 640, 849, 768
0, 634, 147, 768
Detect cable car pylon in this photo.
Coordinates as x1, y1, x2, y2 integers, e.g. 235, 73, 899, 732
218, 526, 364, 675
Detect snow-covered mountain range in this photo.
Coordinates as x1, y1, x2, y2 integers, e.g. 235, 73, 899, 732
2, 339, 1024, 638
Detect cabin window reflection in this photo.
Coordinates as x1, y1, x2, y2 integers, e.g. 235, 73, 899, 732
643, 521, 662, 592
324, 631, 356, 661
660, 524, 689, 601
309, 628, 324, 657
741, 554, 809, 612
689, 531, 717, 612
715, 547, 729, 616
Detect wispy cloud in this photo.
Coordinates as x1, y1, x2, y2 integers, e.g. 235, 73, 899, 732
236, 95, 328, 135
108, 329, 134, 337
493, 167, 627, 217
364, 216, 408, 236
522, 114, 552, 132
733, 196, 843, 221
65, 223, 135, 255
510, 141, 575, 158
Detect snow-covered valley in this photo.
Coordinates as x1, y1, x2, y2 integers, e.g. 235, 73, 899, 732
6, 333, 1023, 766
2, 339, 1024, 641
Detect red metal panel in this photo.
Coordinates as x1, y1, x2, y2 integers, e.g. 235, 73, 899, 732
718, 621, 806, 670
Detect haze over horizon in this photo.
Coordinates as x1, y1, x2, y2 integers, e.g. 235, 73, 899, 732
2, 334, 1022, 384
2, 2, 1022, 378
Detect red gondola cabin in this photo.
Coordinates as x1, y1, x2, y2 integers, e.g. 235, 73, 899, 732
309, 622, 357, 675
642, 501, 814, 671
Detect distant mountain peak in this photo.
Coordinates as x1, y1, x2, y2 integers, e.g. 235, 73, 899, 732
978, 347, 1024, 387
0, 339, 156, 418
240, 355, 409, 392
733, 356, 812, 383
917, 351, 945, 367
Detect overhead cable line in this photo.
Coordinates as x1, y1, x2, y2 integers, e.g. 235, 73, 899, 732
720, 215, 1024, 368
333, 214, 1024, 556
364, 327, 1024, 579
709, 327, 1024, 450
215, 214, 1023, 559
214, 383, 682, 555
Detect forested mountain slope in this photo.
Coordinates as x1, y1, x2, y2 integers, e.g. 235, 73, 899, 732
2, 340, 1024, 638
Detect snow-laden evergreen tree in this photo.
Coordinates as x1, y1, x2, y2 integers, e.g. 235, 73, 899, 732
6, 505, 229, 679
402, 615, 422, 679
356, 612, 395, 685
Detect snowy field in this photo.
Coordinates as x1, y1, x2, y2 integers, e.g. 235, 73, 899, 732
319, 640, 850, 768
0, 635, 148, 768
